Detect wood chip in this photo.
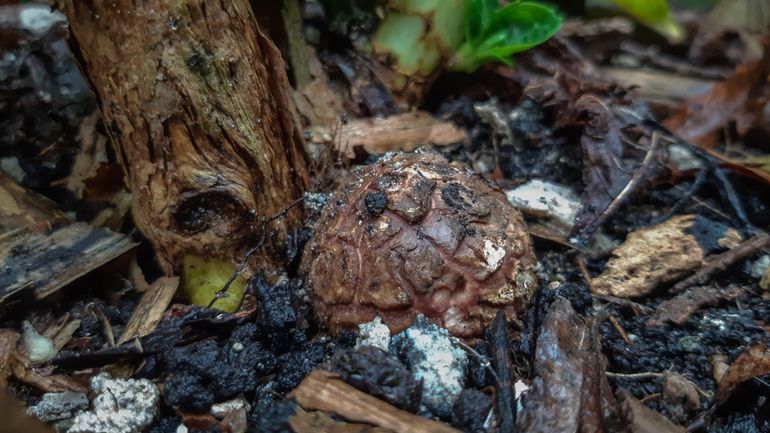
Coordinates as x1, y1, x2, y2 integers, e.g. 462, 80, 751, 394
0, 167, 135, 303
291, 370, 462, 433
336, 112, 468, 158
0, 222, 136, 302
289, 407, 394, 433
118, 276, 179, 345
0, 391, 55, 433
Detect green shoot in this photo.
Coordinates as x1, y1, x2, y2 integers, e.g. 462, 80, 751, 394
451, 0, 564, 72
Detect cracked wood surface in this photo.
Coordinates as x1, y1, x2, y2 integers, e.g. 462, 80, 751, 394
60, 0, 308, 277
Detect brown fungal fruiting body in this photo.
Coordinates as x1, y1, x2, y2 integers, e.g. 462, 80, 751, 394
302, 151, 537, 337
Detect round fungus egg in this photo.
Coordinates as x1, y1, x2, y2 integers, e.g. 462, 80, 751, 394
302, 151, 538, 337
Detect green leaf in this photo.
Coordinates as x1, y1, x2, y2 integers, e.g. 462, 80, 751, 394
452, 1, 562, 72
608, 0, 684, 42
464, 0, 499, 47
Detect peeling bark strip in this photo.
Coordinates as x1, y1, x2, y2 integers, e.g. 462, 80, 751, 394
60, 0, 308, 275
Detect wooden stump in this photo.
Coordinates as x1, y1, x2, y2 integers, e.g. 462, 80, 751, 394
60, 0, 309, 278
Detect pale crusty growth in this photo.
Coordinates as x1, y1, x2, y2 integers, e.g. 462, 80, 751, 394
593, 215, 705, 298
302, 152, 538, 337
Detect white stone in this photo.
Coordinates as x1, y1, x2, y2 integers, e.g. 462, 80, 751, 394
668, 144, 705, 172
356, 316, 391, 351
514, 380, 531, 415
211, 398, 250, 419
19, 6, 66, 35
506, 180, 580, 232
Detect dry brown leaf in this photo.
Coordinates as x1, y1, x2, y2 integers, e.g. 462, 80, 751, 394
55, 111, 110, 200
118, 276, 179, 345
663, 51, 770, 146
0, 172, 68, 233
516, 297, 615, 433
715, 344, 770, 404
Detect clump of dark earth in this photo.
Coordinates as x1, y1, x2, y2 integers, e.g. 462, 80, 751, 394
602, 295, 770, 421
328, 345, 421, 412
162, 323, 276, 411
252, 277, 305, 351
248, 400, 297, 433
452, 389, 493, 433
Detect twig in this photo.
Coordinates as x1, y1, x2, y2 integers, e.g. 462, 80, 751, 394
596, 294, 653, 315
452, 338, 502, 388
641, 120, 756, 233
710, 159, 754, 231
576, 255, 596, 292
94, 307, 115, 348
208, 196, 305, 308
577, 130, 664, 242
609, 315, 631, 345
606, 371, 662, 379
670, 232, 770, 294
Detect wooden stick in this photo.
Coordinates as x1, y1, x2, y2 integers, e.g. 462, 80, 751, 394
291, 370, 462, 433
670, 232, 770, 294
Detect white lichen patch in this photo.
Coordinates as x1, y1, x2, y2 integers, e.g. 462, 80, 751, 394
393, 316, 468, 418
68, 373, 159, 433
483, 240, 506, 273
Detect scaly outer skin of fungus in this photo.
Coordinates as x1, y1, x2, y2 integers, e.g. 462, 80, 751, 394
302, 152, 537, 337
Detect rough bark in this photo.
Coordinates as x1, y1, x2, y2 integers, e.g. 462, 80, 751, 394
59, 0, 309, 277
